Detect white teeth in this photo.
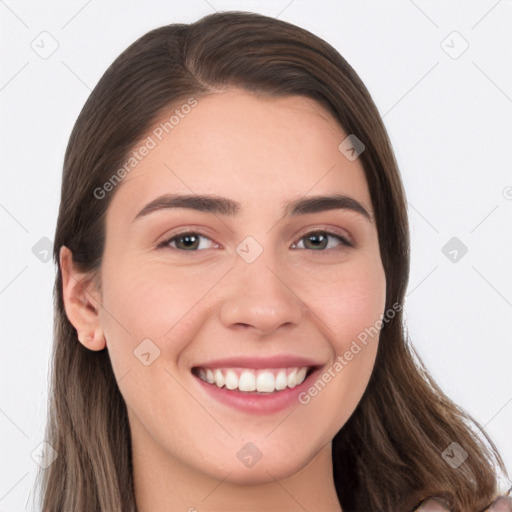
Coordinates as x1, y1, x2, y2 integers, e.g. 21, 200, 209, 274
238, 370, 256, 392
196, 367, 311, 393
275, 369, 288, 391
287, 368, 298, 388
213, 369, 225, 388
256, 372, 275, 393
296, 367, 307, 384
225, 369, 238, 390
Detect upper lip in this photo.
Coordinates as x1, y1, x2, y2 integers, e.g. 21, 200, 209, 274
192, 355, 324, 370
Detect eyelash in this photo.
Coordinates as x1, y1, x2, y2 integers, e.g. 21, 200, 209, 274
156, 229, 354, 253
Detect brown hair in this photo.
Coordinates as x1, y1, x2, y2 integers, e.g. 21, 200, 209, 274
36, 10, 508, 511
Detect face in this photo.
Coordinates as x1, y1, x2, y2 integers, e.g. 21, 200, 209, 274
94, 89, 386, 484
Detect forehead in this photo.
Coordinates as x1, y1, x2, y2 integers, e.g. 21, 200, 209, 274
107, 88, 372, 219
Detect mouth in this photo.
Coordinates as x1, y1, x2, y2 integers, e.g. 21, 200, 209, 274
190, 355, 325, 413
191, 366, 318, 395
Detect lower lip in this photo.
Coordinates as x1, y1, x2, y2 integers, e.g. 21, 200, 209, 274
192, 368, 321, 414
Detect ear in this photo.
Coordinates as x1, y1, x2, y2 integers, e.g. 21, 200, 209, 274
60, 246, 106, 351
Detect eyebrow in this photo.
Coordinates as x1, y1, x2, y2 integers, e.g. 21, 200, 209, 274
133, 193, 373, 223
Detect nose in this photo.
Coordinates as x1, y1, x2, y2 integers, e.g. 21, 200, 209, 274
218, 251, 305, 337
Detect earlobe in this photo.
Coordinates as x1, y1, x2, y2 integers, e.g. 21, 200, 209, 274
59, 246, 106, 351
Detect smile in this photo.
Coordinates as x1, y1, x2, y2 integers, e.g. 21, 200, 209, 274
192, 366, 313, 394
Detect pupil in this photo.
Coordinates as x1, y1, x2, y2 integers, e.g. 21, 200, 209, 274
307, 232, 327, 249
181, 234, 198, 249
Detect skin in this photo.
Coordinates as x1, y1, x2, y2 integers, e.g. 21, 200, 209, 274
61, 88, 386, 512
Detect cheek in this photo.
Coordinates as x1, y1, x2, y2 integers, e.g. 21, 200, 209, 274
101, 258, 206, 331
297, 256, 386, 347
98, 257, 228, 366
97, 258, 220, 424
294, 263, 385, 437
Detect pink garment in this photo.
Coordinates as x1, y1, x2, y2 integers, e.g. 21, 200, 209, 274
411, 488, 512, 512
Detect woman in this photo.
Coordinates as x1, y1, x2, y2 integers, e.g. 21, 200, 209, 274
36, 10, 510, 512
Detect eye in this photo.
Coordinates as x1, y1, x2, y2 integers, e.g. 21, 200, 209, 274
157, 231, 219, 251
291, 230, 354, 252
156, 229, 354, 252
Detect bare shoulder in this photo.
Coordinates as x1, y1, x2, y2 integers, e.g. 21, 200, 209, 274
410, 492, 512, 511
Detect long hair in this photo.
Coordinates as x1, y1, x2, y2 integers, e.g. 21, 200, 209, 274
36, 11, 508, 511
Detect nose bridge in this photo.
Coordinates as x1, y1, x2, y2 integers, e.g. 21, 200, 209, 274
219, 238, 304, 335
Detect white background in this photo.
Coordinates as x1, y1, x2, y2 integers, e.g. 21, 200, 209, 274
1, 1, 511, 509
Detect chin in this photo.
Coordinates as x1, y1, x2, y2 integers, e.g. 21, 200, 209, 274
201, 449, 316, 486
